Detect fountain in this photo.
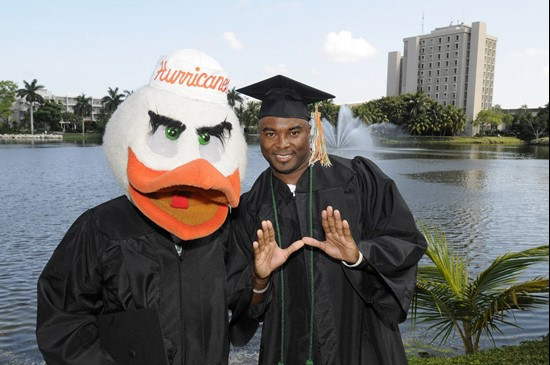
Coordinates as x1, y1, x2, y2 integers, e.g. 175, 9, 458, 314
322, 106, 371, 149
321, 105, 405, 150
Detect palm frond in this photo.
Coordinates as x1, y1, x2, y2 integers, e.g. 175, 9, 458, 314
470, 246, 548, 298
420, 224, 469, 297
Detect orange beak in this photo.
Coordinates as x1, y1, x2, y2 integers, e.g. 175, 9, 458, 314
127, 148, 240, 240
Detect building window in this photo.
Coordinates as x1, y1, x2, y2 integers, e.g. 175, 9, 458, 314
456, 35, 460, 41
428, 71, 432, 76
455, 43, 459, 49
446, 52, 450, 58
444, 76, 448, 82
436, 85, 439, 91
454, 51, 459, 58
443, 101, 447, 106
452, 84, 457, 90
436, 77, 440, 83
437, 61, 441, 67
438, 45, 442, 51
454, 60, 458, 66
453, 76, 457, 82
435, 93, 439, 99
447, 36, 451, 42
444, 84, 448, 91
445, 60, 449, 66
454, 67, 458, 74
429, 62, 432, 68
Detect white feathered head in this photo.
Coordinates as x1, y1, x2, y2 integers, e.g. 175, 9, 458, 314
103, 49, 247, 240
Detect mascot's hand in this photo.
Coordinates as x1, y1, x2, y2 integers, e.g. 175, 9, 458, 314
252, 220, 304, 280
301, 206, 360, 265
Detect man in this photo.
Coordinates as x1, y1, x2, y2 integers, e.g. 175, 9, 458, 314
229, 75, 427, 364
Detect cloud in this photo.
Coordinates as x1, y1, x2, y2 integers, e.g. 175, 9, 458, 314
263, 64, 289, 74
322, 31, 377, 63
221, 32, 243, 51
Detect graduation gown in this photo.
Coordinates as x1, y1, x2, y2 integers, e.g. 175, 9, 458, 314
37, 196, 246, 365
229, 155, 427, 365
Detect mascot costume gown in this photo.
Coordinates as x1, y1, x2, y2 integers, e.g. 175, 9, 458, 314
36, 49, 248, 365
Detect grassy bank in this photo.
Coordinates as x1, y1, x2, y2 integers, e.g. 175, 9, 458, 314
378, 135, 525, 145
62, 132, 103, 142
530, 137, 549, 146
408, 336, 548, 365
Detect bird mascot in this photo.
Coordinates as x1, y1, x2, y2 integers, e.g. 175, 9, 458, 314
36, 49, 247, 365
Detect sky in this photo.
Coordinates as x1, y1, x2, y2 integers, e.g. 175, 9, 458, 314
1, 0, 548, 109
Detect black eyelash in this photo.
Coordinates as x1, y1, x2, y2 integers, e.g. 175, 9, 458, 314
148, 110, 186, 134
196, 120, 232, 145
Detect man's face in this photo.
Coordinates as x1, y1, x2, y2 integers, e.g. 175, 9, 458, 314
259, 116, 311, 184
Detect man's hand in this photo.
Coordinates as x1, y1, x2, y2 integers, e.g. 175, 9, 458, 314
302, 206, 360, 264
253, 220, 304, 280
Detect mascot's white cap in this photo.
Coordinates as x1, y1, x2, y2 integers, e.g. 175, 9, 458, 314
149, 49, 230, 105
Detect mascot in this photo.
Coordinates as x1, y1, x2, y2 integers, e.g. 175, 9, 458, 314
36, 49, 247, 365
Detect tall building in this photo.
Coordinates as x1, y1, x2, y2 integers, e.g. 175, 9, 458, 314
387, 21, 497, 135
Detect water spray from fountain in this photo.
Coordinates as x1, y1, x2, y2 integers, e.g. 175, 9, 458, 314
321, 105, 406, 151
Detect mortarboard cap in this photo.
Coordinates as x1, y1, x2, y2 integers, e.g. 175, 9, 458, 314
236, 75, 335, 121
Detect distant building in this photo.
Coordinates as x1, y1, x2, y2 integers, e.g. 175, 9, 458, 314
14, 90, 103, 131
387, 21, 497, 135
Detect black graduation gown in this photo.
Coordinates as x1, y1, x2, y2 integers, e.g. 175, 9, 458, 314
229, 155, 427, 365
37, 196, 247, 365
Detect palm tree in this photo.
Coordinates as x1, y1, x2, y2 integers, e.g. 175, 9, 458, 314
73, 94, 92, 136
101, 87, 125, 114
412, 225, 549, 354
17, 79, 45, 135
227, 87, 243, 109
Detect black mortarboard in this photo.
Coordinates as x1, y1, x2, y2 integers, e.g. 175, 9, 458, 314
236, 75, 335, 121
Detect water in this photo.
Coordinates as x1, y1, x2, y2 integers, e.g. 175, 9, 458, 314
0, 141, 548, 364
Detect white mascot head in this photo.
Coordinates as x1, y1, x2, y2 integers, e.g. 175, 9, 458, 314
103, 49, 247, 240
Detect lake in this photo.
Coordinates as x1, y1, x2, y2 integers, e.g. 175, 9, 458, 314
0, 141, 548, 364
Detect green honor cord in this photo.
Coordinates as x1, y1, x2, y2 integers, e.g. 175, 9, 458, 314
270, 165, 315, 365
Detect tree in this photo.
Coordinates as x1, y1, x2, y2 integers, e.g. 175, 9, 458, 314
234, 100, 260, 131
404, 92, 431, 135
0, 80, 18, 129
227, 87, 243, 109
73, 94, 92, 135
34, 99, 64, 131
315, 99, 340, 125
17, 79, 45, 135
475, 109, 503, 135
352, 101, 387, 124
412, 225, 549, 354
101, 87, 125, 114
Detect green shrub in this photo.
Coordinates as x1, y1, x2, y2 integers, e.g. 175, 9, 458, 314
408, 336, 548, 365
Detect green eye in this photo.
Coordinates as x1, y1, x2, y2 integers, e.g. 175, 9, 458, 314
198, 132, 211, 145
165, 126, 182, 141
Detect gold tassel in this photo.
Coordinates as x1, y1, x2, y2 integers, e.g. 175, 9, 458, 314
309, 104, 332, 167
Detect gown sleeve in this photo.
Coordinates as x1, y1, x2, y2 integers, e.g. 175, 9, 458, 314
226, 204, 274, 347
343, 157, 427, 324
36, 211, 111, 365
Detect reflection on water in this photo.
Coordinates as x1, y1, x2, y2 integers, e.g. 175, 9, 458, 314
0, 142, 548, 364
405, 169, 488, 191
